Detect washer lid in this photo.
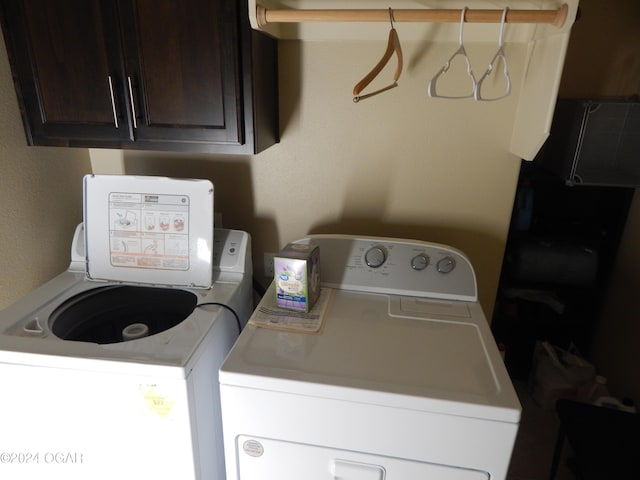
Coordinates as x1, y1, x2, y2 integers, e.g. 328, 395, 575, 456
220, 288, 521, 423
84, 175, 214, 288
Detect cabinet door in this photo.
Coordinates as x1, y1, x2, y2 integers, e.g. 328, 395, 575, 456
118, 0, 242, 147
0, 0, 132, 145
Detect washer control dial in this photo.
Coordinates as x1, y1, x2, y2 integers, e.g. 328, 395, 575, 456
364, 246, 387, 268
436, 255, 456, 274
411, 253, 430, 271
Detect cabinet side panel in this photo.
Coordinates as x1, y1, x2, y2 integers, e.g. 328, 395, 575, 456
248, 30, 279, 153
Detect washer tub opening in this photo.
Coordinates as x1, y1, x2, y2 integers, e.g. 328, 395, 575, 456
49, 285, 197, 344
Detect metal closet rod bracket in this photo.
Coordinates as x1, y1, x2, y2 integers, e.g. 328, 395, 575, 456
256, 3, 569, 28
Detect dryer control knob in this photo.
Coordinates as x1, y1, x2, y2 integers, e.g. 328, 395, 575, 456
436, 256, 456, 274
411, 254, 430, 271
365, 246, 387, 268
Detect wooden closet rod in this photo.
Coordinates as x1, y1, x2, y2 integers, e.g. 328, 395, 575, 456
256, 4, 569, 28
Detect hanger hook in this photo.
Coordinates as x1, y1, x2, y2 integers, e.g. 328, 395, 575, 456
498, 7, 508, 47
458, 7, 468, 46
388, 7, 394, 29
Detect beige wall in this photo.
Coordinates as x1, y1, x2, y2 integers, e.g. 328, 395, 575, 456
593, 198, 640, 400
560, 0, 640, 402
0, 32, 90, 308
8, 0, 638, 405
1, 0, 637, 403
0, 4, 573, 323
120, 39, 528, 315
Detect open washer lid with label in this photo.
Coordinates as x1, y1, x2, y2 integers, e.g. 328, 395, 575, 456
84, 175, 214, 288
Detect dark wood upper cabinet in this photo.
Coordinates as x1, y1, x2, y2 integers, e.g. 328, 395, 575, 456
118, 0, 241, 145
1, 0, 130, 143
0, 0, 278, 154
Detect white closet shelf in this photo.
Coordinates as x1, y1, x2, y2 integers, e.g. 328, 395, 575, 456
249, 0, 580, 161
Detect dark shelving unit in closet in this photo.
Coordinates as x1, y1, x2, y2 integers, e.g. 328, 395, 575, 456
539, 98, 640, 187
491, 97, 639, 379
491, 161, 634, 380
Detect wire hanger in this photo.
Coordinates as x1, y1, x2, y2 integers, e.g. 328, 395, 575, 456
353, 8, 403, 103
475, 7, 511, 101
428, 7, 476, 99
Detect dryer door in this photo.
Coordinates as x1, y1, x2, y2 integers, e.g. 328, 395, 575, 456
236, 435, 489, 480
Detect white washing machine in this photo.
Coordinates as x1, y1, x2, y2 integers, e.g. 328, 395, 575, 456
220, 235, 521, 480
0, 175, 253, 480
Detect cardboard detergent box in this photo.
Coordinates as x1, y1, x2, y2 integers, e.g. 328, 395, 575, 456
274, 242, 320, 312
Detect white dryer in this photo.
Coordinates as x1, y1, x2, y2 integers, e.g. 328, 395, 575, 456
220, 235, 521, 480
0, 175, 253, 480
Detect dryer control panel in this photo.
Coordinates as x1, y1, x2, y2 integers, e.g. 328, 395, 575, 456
292, 235, 477, 302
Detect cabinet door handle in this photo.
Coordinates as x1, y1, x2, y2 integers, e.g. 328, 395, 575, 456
107, 76, 119, 129
127, 76, 138, 129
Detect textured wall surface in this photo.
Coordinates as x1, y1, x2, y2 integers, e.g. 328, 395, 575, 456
0, 32, 90, 308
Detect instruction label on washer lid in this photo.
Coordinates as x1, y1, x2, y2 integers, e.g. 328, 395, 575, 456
109, 192, 190, 271
84, 175, 213, 288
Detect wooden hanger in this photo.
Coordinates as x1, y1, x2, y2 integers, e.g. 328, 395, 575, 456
353, 8, 403, 103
